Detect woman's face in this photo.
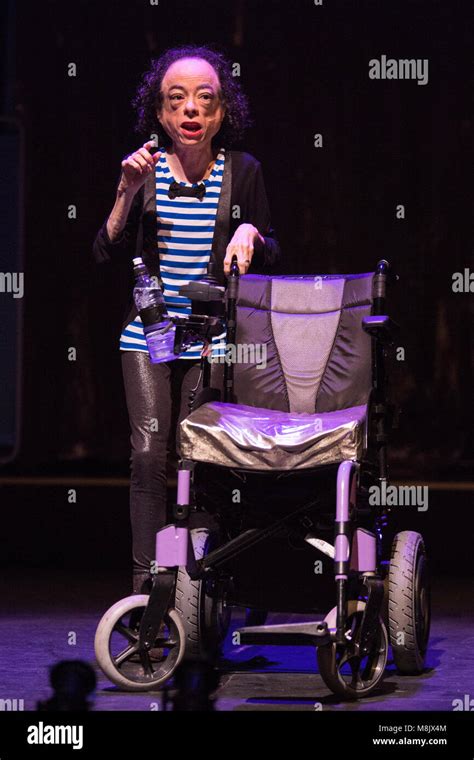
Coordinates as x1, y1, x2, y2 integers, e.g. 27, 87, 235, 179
157, 57, 226, 149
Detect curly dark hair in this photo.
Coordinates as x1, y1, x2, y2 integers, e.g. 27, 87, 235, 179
132, 44, 253, 148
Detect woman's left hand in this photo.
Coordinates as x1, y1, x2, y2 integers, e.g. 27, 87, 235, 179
223, 224, 265, 276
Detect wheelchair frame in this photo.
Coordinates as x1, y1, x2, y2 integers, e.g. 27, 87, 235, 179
95, 259, 430, 700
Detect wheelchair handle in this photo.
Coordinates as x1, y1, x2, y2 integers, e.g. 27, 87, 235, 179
223, 254, 240, 403
372, 259, 398, 315
226, 254, 240, 300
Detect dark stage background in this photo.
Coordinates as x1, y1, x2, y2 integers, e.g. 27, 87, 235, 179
4, 0, 472, 476
1, 3, 474, 724
0, 0, 472, 579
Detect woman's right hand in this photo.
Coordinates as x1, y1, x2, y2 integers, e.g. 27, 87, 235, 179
118, 140, 161, 194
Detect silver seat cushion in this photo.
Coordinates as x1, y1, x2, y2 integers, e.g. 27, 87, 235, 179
180, 401, 367, 471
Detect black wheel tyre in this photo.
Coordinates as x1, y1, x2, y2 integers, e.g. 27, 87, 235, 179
381, 574, 389, 629
388, 531, 431, 674
175, 528, 231, 662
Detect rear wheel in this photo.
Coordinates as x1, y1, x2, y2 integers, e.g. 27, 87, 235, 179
175, 528, 231, 661
388, 531, 430, 674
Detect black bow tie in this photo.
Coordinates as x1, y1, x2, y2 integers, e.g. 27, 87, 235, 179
168, 180, 206, 200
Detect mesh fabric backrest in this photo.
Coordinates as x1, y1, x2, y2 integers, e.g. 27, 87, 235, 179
232, 273, 374, 413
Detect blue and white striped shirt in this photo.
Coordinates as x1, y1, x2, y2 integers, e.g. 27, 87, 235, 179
119, 146, 227, 360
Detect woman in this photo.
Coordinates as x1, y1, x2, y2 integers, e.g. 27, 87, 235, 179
93, 45, 282, 595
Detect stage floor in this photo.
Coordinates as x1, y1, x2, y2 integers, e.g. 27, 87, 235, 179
0, 569, 471, 712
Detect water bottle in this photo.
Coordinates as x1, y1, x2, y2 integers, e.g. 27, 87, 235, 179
132, 257, 177, 363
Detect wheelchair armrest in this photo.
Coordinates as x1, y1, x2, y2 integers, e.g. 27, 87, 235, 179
362, 315, 399, 344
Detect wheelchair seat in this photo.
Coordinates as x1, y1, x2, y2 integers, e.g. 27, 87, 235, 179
181, 272, 373, 470
180, 400, 367, 470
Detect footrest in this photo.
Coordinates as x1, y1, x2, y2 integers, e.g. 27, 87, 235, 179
237, 620, 331, 647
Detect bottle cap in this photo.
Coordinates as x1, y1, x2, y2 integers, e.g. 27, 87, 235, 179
132, 257, 143, 266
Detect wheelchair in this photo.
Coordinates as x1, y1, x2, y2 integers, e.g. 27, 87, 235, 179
94, 258, 431, 700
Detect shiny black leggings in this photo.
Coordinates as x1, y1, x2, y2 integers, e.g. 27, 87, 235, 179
121, 350, 203, 594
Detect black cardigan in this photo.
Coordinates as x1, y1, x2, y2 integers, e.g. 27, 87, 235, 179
92, 149, 282, 332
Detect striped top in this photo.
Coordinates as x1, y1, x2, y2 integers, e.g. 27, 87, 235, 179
119, 145, 227, 360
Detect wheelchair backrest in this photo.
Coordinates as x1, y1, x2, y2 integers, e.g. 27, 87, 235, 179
232, 273, 374, 414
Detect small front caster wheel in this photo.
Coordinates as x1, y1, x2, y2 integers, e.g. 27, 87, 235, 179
94, 594, 185, 691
